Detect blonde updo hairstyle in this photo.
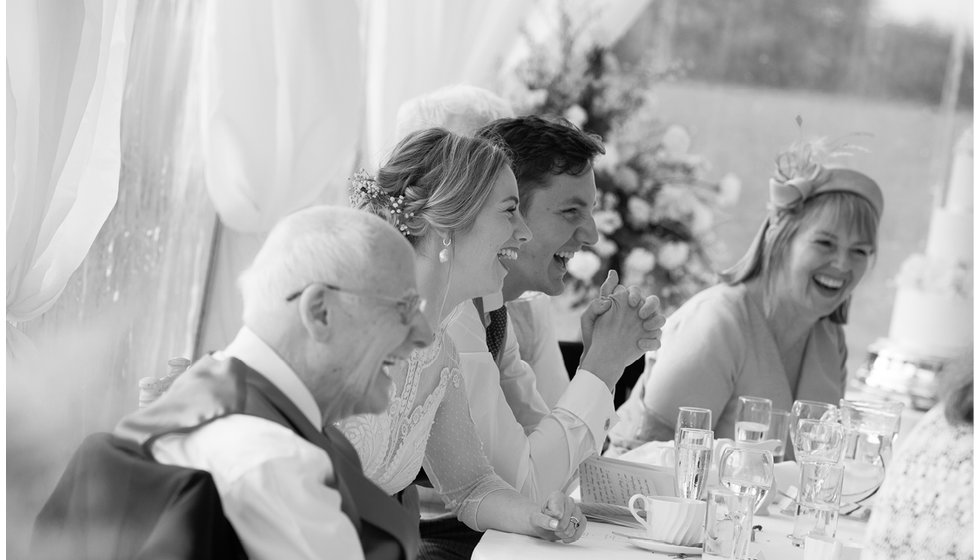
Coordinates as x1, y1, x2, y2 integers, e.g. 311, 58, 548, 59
357, 128, 513, 255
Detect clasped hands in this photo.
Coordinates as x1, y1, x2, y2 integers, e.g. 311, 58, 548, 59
579, 270, 666, 391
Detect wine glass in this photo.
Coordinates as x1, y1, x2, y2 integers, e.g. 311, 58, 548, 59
735, 396, 772, 445
766, 409, 792, 463
794, 419, 845, 463
718, 447, 774, 513
675, 427, 714, 500
675, 407, 712, 446
789, 400, 839, 451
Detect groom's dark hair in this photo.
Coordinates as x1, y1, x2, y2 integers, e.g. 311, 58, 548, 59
476, 115, 605, 209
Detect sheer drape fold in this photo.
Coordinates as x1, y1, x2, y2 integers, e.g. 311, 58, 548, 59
7, 0, 134, 364
361, 0, 532, 166
196, 0, 363, 352
200, 0, 363, 233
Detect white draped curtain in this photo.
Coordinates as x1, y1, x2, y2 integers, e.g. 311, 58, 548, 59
9, 0, 651, 360
197, 0, 535, 351
195, 0, 366, 353
361, 0, 533, 166
6, 0, 135, 368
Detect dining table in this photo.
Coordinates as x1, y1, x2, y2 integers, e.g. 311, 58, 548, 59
474, 393, 922, 559
473, 499, 869, 559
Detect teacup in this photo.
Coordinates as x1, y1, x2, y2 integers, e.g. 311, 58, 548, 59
628, 494, 706, 546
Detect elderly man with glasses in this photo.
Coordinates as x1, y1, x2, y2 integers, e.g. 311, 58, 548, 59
34, 206, 433, 560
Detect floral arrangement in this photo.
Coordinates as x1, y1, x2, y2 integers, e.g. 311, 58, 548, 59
503, 16, 740, 316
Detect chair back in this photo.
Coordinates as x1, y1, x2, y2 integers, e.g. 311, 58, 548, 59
32, 432, 246, 560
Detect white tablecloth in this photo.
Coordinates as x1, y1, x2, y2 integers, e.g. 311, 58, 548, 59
473, 508, 868, 559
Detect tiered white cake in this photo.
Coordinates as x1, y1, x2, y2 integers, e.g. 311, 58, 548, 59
887, 128, 973, 359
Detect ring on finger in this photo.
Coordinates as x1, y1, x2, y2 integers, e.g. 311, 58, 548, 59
569, 515, 580, 529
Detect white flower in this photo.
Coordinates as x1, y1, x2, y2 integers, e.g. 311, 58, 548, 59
662, 125, 692, 156
594, 143, 620, 174
717, 172, 742, 207
567, 251, 602, 281
602, 192, 620, 209
689, 199, 714, 234
623, 271, 646, 288
594, 210, 623, 235
658, 241, 690, 271
651, 185, 694, 223
592, 234, 618, 258
525, 88, 549, 108
564, 104, 588, 127
626, 196, 652, 227
613, 167, 640, 193
624, 247, 657, 275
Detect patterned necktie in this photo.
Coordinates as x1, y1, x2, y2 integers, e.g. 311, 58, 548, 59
485, 306, 508, 362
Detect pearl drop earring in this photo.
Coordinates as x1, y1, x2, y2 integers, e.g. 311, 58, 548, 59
438, 237, 452, 263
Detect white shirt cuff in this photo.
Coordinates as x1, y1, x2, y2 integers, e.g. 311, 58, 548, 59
555, 369, 619, 449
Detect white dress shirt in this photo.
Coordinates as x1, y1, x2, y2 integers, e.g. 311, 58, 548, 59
506, 291, 571, 409
439, 296, 618, 503
152, 327, 364, 560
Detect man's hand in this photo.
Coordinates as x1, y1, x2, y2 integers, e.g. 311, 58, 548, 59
579, 270, 621, 359
579, 277, 666, 391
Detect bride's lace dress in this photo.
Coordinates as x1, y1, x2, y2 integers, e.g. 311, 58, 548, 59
337, 306, 512, 529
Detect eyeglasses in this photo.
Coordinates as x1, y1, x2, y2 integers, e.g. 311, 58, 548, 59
285, 282, 423, 325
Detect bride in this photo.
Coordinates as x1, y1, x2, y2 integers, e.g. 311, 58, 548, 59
338, 128, 615, 542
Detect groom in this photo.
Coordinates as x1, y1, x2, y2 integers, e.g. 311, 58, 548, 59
34, 206, 433, 560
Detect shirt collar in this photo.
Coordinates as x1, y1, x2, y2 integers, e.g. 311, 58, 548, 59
219, 327, 323, 429
482, 291, 505, 324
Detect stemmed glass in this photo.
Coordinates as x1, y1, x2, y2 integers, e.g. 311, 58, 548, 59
736, 396, 772, 444
675, 427, 714, 500
789, 400, 839, 451
675, 407, 713, 446
718, 447, 775, 514
766, 409, 792, 463
794, 419, 845, 463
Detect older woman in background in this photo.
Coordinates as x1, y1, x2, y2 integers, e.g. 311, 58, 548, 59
863, 350, 973, 559
395, 84, 514, 139
607, 139, 883, 453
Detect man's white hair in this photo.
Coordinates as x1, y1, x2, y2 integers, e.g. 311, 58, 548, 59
395, 84, 514, 139
238, 205, 410, 316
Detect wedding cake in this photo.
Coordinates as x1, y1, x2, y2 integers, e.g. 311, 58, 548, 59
887, 128, 973, 358
860, 128, 973, 407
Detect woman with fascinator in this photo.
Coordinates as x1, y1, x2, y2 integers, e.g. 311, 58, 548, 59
606, 136, 884, 455
336, 128, 618, 545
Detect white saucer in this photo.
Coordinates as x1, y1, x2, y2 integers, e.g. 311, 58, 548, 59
626, 536, 702, 555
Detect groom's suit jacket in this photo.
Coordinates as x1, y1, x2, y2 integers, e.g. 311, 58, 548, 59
35, 356, 420, 560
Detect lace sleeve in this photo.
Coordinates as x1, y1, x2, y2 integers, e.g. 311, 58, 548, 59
422, 339, 514, 531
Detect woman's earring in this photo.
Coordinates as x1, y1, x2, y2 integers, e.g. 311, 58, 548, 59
439, 237, 452, 263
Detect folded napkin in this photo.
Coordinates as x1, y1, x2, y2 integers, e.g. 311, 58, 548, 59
615, 439, 676, 467
617, 438, 782, 471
